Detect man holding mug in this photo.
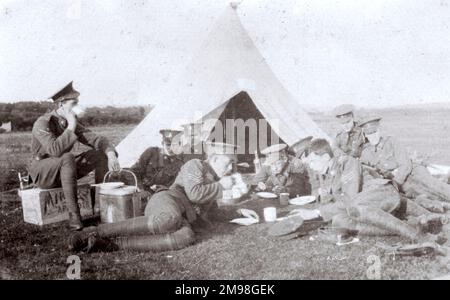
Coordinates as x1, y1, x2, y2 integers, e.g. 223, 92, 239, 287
29, 81, 120, 231
253, 144, 310, 197
68, 142, 246, 253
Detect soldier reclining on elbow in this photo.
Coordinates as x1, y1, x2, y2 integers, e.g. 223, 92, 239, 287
359, 116, 450, 209
68, 142, 248, 253
294, 139, 447, 245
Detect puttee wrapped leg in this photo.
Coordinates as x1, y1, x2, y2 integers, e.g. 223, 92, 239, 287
115, 225, 195, 252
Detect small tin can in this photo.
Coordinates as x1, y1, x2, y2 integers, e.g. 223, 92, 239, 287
279, 193, 290, 206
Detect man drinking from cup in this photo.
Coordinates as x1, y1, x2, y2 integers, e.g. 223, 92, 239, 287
253, 144, 310, 197
29, 81, 120, 231
68, 142, 248, 253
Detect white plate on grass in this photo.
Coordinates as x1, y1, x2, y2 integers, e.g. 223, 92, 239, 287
256, 192, 278, 199
289, 196, 316, 206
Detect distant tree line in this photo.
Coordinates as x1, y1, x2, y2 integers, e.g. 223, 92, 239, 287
0, 101, 151, 131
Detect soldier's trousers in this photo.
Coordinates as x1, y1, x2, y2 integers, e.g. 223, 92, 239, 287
29, 150, 108, 218
402, 165, 450, 203
320, 185, 420, 240
92, 189, 195, 252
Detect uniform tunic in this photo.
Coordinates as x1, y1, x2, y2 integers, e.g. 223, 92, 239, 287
29, 110, 115, 186
315, 157, 401, 223
334, 125, 365, 158
252, 157, 311, 197
130, 147, 186, 192
360, 136, 412, 185
145, 159, 224, 227
93, 158, 224, 252
360, 136, 450, 202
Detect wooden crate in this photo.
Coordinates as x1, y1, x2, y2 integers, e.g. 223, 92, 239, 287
19, 184, 95, 226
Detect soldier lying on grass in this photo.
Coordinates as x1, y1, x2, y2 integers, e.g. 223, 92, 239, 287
68, 142, 248, 253
359, 116, 450, 208
293, 138, 447, 245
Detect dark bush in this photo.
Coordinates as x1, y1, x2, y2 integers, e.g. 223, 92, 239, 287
0, 102, 151, 131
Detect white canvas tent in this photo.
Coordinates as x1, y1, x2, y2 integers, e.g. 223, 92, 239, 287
117, 5, 329, 167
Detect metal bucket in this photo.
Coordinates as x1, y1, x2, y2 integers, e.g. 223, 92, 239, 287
98, 170, 138, 223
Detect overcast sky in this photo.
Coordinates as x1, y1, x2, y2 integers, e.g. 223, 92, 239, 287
1, 0, 450, 110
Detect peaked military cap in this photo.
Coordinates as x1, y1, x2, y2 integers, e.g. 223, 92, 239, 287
359, 116, 382, 134
261, 144, 288, 165
333, 104, 355, 117
50, 81, 80, 102
159, 129, 183, 143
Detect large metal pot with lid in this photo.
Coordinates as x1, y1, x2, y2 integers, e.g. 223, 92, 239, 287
97, 170, 139, 223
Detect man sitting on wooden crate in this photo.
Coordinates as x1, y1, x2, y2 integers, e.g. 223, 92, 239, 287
29, 81, 120, 231
68, 142, 246, 253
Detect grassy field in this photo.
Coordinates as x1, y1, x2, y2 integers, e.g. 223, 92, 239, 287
1, 107, 450, 280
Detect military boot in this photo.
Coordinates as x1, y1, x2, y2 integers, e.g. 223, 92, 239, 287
416, 232, 448, 245
68, 212, 83, 231
68, 231, 97, 252
414, 214, 449, 234
85, 236, 119, 253
115, 225, 195, 252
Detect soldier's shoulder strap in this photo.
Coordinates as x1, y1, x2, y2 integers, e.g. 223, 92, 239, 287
34, 112, 53, 124
182, 158, 206, 181
185, 158, 203, 171
139, 146, 163, 166
32, 113, 55, 134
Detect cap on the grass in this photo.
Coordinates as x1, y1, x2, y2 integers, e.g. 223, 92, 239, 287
359, 116, 382, 134
289, 136, 313, 156
333, 104, 354, 118
50, 81, 80, 102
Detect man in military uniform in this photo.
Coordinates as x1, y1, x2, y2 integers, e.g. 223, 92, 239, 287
30, 82, 120, 230
333, 104, 365, 159
359, 116, 450, 203
295, 139, 445, 244
288, 136, 313, 160
130, 129, 186, 193
253, 144, 310, 197
68, 142, 240, 252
